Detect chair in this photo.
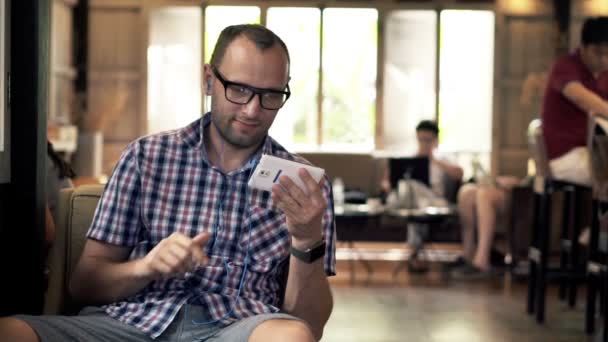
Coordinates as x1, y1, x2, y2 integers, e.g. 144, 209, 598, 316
585, 117, 608, 341
43, 184, 290, 315
526, 118, 590, 323
44, 184, 104, 314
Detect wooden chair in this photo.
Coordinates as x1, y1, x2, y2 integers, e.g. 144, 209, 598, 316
526, 118, 590, 323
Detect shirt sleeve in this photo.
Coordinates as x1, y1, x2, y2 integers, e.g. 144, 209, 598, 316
549, 57, 582, 94
87, 142, 142, 246
321, 174, 337, 276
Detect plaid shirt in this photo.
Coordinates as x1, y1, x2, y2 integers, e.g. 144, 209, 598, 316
87, 113, 336, 339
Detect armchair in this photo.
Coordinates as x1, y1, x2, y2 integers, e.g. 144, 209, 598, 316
44, 184, 104, 315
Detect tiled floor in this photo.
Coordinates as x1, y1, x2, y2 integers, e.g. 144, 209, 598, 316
323, 246, 602, 342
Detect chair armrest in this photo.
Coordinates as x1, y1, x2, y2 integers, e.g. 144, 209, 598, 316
44, 188, 74, 315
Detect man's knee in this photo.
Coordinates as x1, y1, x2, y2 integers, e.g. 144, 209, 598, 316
249, 319, 315, 342
0, 317, 40, 342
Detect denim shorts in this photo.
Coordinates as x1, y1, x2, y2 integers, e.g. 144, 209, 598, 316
16, 305, 302, 342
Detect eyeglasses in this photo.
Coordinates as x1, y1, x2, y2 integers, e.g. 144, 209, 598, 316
211, 66, 291, 110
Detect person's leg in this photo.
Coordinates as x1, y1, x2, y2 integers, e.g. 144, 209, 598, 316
248, 319, 315, 342
0, 307, 154, 342
472, 185, 509, 271
457, 183, 478, 262
206, 312, 312, 342
0, 317, 40, 342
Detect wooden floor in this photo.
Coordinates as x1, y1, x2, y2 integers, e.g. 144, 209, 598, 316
323, 243, 603, 342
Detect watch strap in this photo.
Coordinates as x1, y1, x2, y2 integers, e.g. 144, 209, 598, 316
290, 239, 326, 263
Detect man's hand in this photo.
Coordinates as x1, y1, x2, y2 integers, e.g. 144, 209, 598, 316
271, 169, 327, 248
136, 232, 210, 281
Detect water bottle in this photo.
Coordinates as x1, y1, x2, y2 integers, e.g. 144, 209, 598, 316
332, 177, 345, 207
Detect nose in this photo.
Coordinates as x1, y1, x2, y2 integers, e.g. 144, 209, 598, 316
241, 93, 264, 117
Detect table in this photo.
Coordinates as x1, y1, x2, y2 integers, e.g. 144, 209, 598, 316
335, 203, 459, 283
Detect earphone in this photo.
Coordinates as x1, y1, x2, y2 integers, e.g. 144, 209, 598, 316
206, 79, 212, 94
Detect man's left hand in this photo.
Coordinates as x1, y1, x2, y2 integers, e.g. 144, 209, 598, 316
271, 169, 327, 247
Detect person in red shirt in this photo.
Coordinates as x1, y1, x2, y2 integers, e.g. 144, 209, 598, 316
541, 16, 608, 185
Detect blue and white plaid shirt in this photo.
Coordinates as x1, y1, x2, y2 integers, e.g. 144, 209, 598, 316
86, 113, 336, 339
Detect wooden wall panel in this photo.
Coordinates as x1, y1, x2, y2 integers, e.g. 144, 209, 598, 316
497, 149, 530, 177
49, 0, 76, 124
103, 141, 130, 175
503, 18, 554, 79
88, 2, 143, 175
89, 9, 141, 69
103, 81, 139, 140
494, 13, 555, 177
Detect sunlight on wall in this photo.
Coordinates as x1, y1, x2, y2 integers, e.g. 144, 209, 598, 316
503, 0, 537, 14
583, 0, 608, 14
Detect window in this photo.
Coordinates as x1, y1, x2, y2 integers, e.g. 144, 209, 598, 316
267, 7, 320, 149
144, 4, 494, 164
383, 10, 436, 154
439, 10, 495, 173
322, 8, 377, 151
204, 6, 261, 64
147, 6, 202, 135
382, 9, 495, 176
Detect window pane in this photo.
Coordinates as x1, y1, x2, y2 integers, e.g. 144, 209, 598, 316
204, 6, 260, 63
147, 7, 201, 134
267, 7, 320, 150
383, 10, 436, 154
439, 10, 495, 174
322, 8, 377, 151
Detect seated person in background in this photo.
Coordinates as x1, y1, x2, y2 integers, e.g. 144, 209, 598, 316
541, 16, 608, 186
46, 141, 75, 247
451, 176, 524, 280
0, 24, 335, 342
381, 120, 463, 272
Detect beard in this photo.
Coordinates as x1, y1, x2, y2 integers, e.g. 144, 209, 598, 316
209, 106, 269, 149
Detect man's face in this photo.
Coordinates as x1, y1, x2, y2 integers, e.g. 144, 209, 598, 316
583, 43, 608, 74
416, 130, 438, 156
207, 37, 290, 149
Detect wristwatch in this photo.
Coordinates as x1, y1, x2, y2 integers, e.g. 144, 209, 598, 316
290, 239, 326, 263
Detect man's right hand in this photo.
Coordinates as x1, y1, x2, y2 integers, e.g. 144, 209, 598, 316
136, 232, 210, 281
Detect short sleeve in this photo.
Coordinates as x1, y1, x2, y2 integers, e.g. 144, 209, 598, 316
549, 58, 582, 94
87, 143, 143, 246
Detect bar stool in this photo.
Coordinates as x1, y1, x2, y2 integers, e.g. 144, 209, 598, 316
585, 117, 608, 341
526, 119, 590, 324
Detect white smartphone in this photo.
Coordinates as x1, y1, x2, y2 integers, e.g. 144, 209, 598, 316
248, 154, 325, 193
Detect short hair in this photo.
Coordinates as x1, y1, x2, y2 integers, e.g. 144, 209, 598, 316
416, 120, 439, 136
210, 24, 290, 71
581, 17, 608, 46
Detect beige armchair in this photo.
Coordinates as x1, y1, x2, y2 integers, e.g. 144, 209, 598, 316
44, 184, 104, 315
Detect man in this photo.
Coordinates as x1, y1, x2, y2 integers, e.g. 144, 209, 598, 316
0, 24, 335, 342
542, 16, 608, 185
381, 120, 463, 272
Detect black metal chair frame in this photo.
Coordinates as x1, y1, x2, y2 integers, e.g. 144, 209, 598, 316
527, 178, 590, 323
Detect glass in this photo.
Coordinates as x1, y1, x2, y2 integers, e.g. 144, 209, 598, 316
383, 10, 436, 154
322, 8, 377, 151
147, 6, 202, 134
267, 7, 320, 150
211, 67, 290, 110
438, 10, 495, 176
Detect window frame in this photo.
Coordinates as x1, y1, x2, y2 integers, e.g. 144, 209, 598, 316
143, 0, 496, 155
